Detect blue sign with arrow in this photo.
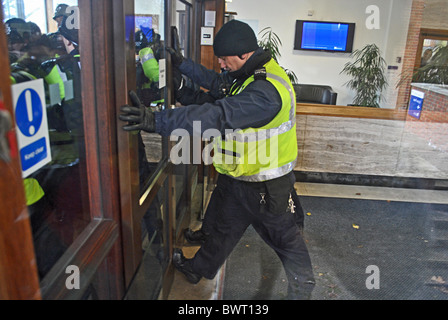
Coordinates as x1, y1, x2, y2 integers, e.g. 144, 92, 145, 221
408, 89, 425, 120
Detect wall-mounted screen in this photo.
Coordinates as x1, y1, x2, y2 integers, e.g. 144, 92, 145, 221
294, 20, 355, 53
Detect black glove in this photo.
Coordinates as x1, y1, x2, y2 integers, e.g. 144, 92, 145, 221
119, 91, 156, 132
166, 47, 184, 67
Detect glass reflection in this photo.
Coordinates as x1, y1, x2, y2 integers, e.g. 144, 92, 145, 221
4, 1, 90, 279
420, 39, 447, 67
134, 0, 165, 191
126, 180, 167, 300
175, 0, 190, 58
120, 0, 168, 300
414, 38, 448, 83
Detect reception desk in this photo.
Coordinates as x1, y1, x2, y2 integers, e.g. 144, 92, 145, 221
294, 86, 448, 180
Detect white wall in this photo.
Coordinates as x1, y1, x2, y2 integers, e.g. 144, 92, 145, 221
135, 0, 165, 39
226, 0, 413, 108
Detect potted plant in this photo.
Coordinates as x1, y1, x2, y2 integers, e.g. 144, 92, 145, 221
340, 44, 388, 108
258, 27, 298, 84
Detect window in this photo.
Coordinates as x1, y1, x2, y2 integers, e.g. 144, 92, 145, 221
134, 0, 166, 192
4, 0, 93, 280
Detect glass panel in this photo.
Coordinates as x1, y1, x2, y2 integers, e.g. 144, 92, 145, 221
414, 37, 448, 83
420, 39, 447, 67
4, 0, 91, 280
175, 0, 191, 58
134, 0, 166, 192
172, 0, 192, 225
125, 179, 168, 299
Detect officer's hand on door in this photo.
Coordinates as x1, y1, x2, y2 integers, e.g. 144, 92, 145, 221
119, 91, 156, 133
172, 68, 186, 99
166, 47, 184, 67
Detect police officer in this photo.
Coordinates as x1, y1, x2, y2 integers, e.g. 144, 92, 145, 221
57, 14, 82, 134
135, 29, 163, 106
119, 20, 315, 299
53, 4, 70, 27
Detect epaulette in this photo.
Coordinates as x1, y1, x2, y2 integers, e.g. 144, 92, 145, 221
254, 67, 267, 81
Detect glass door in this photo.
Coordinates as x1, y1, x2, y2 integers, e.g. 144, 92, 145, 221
5, 0, 91, 282
120, 0, 202, 299
1, 0, 126, 299
114, 0, 176, 299
1, 0, 201, 300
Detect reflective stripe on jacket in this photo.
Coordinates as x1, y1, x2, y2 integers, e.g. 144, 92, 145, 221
213, 58, 297, 182
44, 64, 67, 100
139, 47, 159, 85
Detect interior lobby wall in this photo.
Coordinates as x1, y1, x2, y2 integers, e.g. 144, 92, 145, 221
421, 0, 448, 30
226, 0, 413, 108
294, 114, 448, 180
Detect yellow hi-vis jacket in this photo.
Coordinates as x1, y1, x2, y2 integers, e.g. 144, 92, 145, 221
24, 178, 45, 206
139, 47, 159, 88
213, 58, 297, 182
44, 63, 67, 100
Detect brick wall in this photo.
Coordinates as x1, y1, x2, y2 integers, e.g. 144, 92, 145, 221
395, 0, 425, 110
396, 0, 448, 111
405, 86, 448, 152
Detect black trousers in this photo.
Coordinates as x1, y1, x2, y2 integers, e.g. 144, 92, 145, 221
191, 172, 315, 299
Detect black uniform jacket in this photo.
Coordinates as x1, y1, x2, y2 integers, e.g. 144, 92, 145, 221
154, 48, 283, 137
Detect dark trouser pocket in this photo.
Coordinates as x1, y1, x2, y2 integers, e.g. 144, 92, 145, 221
262, 172, 294, 214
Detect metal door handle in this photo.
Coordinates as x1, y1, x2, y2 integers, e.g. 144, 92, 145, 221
0, 109, 12, 163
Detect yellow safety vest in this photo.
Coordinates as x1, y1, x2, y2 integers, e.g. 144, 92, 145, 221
10, 70, 37, 84
139, 47, 159, 88
23, 178, 45, 206
213, 58, 297, 182
44, 64, 66, 100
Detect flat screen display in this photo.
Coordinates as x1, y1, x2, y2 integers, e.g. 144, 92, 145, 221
294, 20, 355, 53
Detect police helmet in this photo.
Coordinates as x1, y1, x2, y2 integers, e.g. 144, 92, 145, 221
53, 4, 70, 20
5, 18, 26, 36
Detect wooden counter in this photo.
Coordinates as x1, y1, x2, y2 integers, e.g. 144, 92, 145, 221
296, 103, 407, 120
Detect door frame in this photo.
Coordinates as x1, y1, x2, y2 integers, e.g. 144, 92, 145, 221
0, 7, 41, 299
0, 0, 125, 300
0, 0, 203, 300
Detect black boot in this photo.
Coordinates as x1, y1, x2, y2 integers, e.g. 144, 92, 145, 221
286, 279, 315, 300
184, 228, 208, 245
173, 248, 202, 284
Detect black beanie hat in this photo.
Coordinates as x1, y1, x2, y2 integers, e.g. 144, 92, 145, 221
213, 20, 259, 57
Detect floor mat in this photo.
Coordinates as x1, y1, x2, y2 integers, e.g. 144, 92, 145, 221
223, 196, 448, 300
